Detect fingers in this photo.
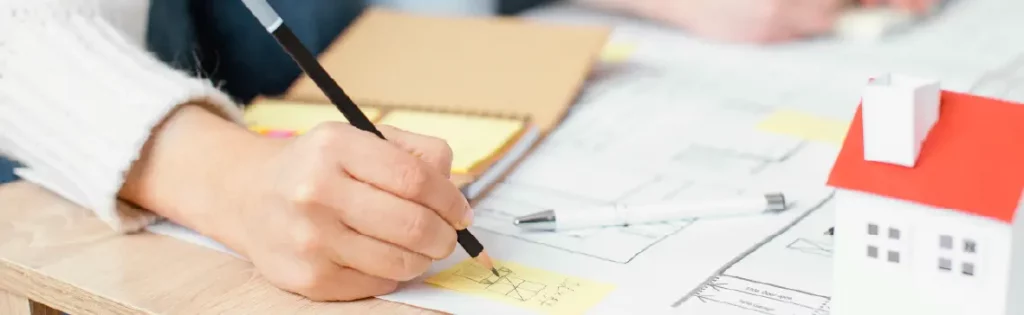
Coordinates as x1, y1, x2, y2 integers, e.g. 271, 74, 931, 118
860, 0, 935, 13
783, 0, 844, 36
291, 261, 399, 302
331, 176, 459, 260
378, 125, 455, 179
325, 220, 437, 281
318, 123, 472, 230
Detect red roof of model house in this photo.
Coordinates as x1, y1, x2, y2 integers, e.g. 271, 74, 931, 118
827, 90, 1024, 223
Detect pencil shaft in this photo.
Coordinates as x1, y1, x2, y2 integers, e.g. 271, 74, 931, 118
239, 0, 490, 262
269, 25, 384, 139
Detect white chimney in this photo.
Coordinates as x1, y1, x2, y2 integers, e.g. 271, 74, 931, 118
861, 73, 941, 168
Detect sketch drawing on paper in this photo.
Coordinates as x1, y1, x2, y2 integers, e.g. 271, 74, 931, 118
454, 266, 547, 302
786, 238, 833, 258
425, 259, 616, 314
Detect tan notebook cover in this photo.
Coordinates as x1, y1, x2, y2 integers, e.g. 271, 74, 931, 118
284, 7, 610, 132
277, 7, 610, 198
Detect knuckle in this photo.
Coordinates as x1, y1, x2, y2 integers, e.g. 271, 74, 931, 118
305, 123, 348, 152
402, 209, 431, 245
289, 269, 327, 300
436, 140, 455, 165
386, 248, 430, 281
287, 182, 322, 210
393, 162, 429, 198
291, 225, 323, 255
427, 137, 454, 160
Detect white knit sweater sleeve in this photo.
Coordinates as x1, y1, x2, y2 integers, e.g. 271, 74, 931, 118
0, 1, 246, 232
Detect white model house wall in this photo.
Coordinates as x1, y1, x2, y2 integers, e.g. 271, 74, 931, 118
1001, 194, 1024, 315
833, 190, 1011, 315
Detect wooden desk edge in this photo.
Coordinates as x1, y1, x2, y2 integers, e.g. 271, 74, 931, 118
1, 257, 145, 315
0, 182, 444, 314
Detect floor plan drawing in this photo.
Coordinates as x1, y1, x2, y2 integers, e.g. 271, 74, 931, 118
455, 266, 547, 302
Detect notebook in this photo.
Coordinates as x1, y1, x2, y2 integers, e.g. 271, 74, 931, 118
248, 7, 610, 201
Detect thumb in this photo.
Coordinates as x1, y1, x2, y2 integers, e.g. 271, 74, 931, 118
377, 125, 454, 179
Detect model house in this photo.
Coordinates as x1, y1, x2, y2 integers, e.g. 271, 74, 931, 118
827, 73, 1024, 315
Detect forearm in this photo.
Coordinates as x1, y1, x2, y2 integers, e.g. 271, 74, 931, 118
0, 4, 245, 231
119, 104, 282, 255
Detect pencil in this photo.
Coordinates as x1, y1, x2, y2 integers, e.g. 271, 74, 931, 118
240, 0, 499, 277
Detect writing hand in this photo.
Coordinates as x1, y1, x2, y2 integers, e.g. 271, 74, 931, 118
628, 0, 847, 43
227, 122, 471, 301
861, 0, 940, 14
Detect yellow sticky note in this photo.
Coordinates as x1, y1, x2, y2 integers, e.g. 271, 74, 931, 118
757, 109, 851, 146
243, 101, 381, 133
600, 42, 637, 63
426, 259, 616, 315
378, 110, 524, 174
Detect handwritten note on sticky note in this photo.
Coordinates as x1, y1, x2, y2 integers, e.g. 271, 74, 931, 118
600, 42, 637, 63
756, 109, 850, 146
243, 101, 382, 133
425, 259, 616, 315
378, 110, 524, 174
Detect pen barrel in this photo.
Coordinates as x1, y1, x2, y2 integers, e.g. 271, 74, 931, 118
555, 196, 770, 230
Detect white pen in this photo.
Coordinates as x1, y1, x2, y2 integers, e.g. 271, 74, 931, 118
512, 193, 787, 232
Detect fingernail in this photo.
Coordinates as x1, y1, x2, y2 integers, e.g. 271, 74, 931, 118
460, 206, 475, 229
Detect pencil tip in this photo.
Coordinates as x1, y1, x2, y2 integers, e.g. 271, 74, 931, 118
491, 268, 500, 277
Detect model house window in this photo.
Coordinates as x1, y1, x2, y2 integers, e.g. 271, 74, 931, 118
964, 239, 976, 253
939, 258, 952, 271
887, 250, 900, 263
937, 235, 977, 276
962, 262, 975, 276
865, 223, 900, 263
940, 235, 953, 249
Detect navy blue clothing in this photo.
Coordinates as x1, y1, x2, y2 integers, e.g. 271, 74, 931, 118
0, 0, 552, 185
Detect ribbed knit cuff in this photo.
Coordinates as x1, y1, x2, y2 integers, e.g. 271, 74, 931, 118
0, 8, 244, 232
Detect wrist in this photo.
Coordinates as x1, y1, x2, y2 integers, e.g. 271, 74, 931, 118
119, 104, 281, 256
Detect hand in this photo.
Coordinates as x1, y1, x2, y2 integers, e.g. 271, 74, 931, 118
861, 0, 940, 14
222, 122, 470, 301
120, 105, 470, 301
629, 0, 847, 43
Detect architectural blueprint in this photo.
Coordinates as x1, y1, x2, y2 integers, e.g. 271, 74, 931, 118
386, 2, 1024, 314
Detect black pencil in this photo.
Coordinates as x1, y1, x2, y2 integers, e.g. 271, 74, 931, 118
241, 0, 499, 276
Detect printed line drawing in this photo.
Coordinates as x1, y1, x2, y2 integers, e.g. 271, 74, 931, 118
786, 238, 834, 257
691, 275, 830, 315
970, 53, 1024, 103
673, 192, 835, 315
455, 266, 548, 302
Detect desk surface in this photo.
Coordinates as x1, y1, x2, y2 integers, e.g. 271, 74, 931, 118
0, 182, 441, 315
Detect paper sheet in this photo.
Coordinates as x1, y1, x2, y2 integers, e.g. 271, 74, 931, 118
756, 109, 851, 146
377, 110, 525, 174
243, 101, 382, 133
425, 259, 616, 315
146, 2, 1024, 314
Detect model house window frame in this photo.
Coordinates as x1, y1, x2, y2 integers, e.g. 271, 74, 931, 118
866, 222, 902, 264
937, 234, 977, 277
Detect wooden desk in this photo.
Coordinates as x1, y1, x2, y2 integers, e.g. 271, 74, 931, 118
0, 182, 440, 314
